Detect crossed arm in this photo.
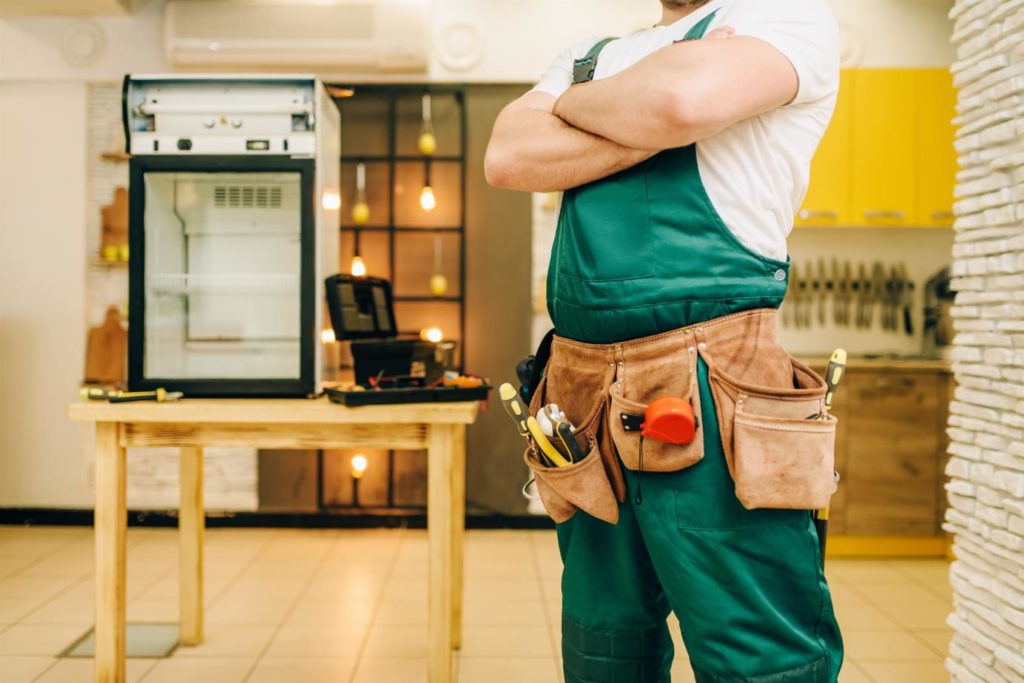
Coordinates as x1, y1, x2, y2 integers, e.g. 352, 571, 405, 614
484, 34, 799, 193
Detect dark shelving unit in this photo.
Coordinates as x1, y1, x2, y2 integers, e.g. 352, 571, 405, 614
324, 84, 468, 514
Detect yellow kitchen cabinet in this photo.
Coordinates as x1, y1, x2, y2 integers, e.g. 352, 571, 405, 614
795, 70, 854, 227
851, 69, 919, 227
916, 68, 957, 227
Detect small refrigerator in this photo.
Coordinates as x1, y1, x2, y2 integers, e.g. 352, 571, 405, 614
124, 75, 340, 396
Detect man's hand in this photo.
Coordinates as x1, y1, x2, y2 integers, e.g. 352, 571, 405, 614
553, 35, 798, 151
485, 91, 654, 193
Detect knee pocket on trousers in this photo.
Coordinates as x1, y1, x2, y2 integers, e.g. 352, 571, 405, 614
562, 614, 672, 683
693, 655, 832, 683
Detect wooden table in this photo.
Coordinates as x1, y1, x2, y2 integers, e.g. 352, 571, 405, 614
69, 398, 479, 683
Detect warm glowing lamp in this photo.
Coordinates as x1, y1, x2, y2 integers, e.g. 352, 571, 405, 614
420, 326, 443, 343
420, 161, 436, 213
351, 454, 368, 480
420, 186, 436, 212
321, 328, 336, 344
350, 229, 367, 277
322, 189, 341, 211
350, 256, 367, 277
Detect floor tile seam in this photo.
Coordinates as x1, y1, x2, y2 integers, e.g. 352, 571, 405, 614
202, 533, 280, 612
846, 658, 879, 683
345, 527, 408, 683
4, 530, 98, 581
527, 531, 563, 682
239, 531, 344, 683
2, 574, 93, 638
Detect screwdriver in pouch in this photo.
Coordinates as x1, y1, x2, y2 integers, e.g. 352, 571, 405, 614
814, 348, 847, 567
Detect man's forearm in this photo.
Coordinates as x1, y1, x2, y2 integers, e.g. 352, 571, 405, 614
553, 37, 798, 150
485, 93, 652, 193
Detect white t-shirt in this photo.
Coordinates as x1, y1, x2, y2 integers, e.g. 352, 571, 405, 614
533, 0, 840, 262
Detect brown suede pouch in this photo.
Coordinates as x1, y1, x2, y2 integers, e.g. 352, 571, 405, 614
606, 334, 704, 472
698, 311, 838, 510
524, 361, 620, 525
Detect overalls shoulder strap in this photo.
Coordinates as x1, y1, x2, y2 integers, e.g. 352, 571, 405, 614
572, 37, 617, 84
675, 9, 720, 42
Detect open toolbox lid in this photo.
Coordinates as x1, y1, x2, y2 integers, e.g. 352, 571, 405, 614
324, 274, 398, 341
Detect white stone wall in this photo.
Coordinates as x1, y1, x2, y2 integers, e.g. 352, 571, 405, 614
944, 2, 1024, 680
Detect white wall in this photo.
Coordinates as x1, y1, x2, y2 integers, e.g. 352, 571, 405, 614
0, 0, 956, 508
0, 82, 90, 507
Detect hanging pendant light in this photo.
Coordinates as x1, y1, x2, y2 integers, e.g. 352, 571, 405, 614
420, 160, 436, 212
418, 92, 436, 157
352, 162, 370, 225
429, 233, 448, 297
350, 229, 367, 277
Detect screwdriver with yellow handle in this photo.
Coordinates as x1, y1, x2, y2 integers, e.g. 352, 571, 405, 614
814, 348, 846, 567
498, 383, 572, 468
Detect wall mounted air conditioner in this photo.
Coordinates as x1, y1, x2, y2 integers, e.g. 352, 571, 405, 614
164, 0, 428, 72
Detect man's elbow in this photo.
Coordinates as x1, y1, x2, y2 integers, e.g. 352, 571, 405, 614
663, 86, 704, 138
484, 143, 514, 189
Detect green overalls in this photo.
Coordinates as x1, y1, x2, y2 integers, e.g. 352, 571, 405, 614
546, 13, 844, 683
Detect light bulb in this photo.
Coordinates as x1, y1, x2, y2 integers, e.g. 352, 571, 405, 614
351, 256, 367, 277
418, 132, 437, 156
420, 326, 443, 343
351, 454, 368, 479
321, 189, 341, 211
321, 328, 336, 344
429, 274, 448, 297
420, 185, 436, 212
352, 202, 370, 225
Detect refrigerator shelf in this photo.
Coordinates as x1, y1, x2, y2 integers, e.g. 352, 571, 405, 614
147, 273, 298, 295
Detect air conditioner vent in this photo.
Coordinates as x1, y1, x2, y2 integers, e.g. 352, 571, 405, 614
214, 185, 282, 208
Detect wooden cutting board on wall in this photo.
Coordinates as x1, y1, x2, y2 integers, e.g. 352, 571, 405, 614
85, 306, 127, 384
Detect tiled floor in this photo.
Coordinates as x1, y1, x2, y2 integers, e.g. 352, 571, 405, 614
0, 526, 952, 682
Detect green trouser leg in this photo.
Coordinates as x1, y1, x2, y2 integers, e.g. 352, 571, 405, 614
557, 356, 844, 683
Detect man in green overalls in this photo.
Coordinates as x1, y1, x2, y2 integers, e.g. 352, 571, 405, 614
486, 0, 843, 681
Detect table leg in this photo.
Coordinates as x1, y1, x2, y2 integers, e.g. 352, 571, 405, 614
94, 422, 126, 683
450, 424, 466, 651
179, 447, 204, 646
427, 423, 455, 683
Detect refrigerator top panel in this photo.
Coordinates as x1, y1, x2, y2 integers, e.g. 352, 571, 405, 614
124, 75, 319, 156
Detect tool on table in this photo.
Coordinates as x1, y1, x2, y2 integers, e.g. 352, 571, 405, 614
108, 388, 183, 403
813, 348, 847, 568
499, 383, 530, 440
526, 416, 572, 468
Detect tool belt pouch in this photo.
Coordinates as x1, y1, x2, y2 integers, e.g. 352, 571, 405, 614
709, 356, 838, 511
607, 344, 704, 472
522, 358, 620, 525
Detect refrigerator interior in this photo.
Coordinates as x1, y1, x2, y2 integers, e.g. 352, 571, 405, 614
143, 171, 302, 379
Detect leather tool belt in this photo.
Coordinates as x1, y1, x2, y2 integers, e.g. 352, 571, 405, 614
524, 308, 838, 525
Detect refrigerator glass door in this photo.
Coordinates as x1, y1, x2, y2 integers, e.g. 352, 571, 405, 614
143, 171, 302, 379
